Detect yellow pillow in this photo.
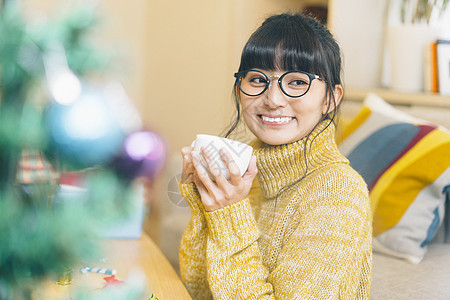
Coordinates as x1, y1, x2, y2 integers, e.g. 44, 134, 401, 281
338, 94, 450, 263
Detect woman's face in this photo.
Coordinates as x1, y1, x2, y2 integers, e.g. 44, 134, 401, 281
240, 69, 335, 146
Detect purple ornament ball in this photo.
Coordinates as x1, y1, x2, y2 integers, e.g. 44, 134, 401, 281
113, 130, 167, 180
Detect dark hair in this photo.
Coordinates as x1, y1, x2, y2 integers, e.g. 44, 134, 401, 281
224, 12, 343, 138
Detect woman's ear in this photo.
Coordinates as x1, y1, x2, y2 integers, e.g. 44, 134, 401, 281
322, 84, 343, 115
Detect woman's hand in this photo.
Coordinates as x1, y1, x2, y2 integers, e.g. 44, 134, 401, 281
191, 147, 257, 212
181, 146, 195, 184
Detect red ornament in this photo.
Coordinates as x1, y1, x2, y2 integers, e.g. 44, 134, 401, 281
101, 275, 125, 289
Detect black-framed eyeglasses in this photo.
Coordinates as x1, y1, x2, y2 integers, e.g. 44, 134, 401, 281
234, 69, 322, 98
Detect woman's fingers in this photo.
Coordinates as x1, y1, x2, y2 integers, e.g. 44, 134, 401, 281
183, 155, 195, 172
242, 155, 258, 184
192, 171, 206, 192
181, 157, 195, 184
181, 146, 193, 160
200, 146, 229, 181
190, 146, 258, 212
219, 148, 243, 185
181, 146, 194, 184
192, 151, 219, 194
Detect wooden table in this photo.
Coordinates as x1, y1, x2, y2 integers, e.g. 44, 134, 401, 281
34, 233, 192, 299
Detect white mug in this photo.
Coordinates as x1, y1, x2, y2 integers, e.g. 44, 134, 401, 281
192, 134, 253, 180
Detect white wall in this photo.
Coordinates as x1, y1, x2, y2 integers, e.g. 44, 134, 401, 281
328, 0, 389, 89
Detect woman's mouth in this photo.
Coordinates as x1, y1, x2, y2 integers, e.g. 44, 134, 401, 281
259, 115, 294, 125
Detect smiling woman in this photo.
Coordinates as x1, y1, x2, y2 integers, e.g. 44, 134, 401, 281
236, 68, 336, 145
177, 12, 372, 300
226, 12, 343, 146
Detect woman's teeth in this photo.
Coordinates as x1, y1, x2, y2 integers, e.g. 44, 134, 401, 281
261, 116, 293, 124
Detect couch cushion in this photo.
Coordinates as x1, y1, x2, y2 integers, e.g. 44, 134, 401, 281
371, 243, 450, 299
338, 93, 450, 263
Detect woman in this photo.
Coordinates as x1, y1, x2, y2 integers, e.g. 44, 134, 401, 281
178, 13, 372, 299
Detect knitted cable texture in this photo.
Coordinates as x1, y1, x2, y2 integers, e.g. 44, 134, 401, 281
179, 121, 372, 299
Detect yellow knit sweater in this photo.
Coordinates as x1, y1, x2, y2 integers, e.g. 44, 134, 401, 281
178, 121, 372, 299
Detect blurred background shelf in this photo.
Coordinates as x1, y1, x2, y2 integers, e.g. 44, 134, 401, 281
344, 87, 450, 108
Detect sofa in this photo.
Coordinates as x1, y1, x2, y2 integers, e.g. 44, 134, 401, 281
338, 94, 450, 299
371, 237, 450, 299
156, 93, 450, 299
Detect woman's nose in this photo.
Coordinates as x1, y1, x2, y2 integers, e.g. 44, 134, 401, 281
263, 81, 288, 108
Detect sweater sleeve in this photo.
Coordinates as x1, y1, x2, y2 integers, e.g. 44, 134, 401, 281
204, 198, 275, 299
202, 167, 372, 299
178, 182, 213, 299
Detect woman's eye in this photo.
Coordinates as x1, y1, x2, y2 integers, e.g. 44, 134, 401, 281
289, 79, 308, 86
249, 77, 267, 85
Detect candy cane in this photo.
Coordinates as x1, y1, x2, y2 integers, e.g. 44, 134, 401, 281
80, 266, 117, 275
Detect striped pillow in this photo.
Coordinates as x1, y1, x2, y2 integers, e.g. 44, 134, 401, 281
338, 93, 450, 263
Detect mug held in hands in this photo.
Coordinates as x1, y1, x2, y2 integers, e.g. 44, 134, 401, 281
192, 134, 253, 180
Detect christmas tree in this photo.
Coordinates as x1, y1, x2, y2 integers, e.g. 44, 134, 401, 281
0, 2, 165, 299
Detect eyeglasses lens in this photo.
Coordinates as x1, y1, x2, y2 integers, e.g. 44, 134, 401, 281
238, 70, 312, 97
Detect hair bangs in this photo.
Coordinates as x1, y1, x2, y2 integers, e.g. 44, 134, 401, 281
238, 17, 322, 75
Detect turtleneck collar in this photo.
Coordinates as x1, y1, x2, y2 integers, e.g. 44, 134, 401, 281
252, 121, 348, 199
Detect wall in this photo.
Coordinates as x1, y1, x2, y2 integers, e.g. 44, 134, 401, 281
21, 0, 316, 156
141, 0, 308, 154
328, 0, 389, 89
